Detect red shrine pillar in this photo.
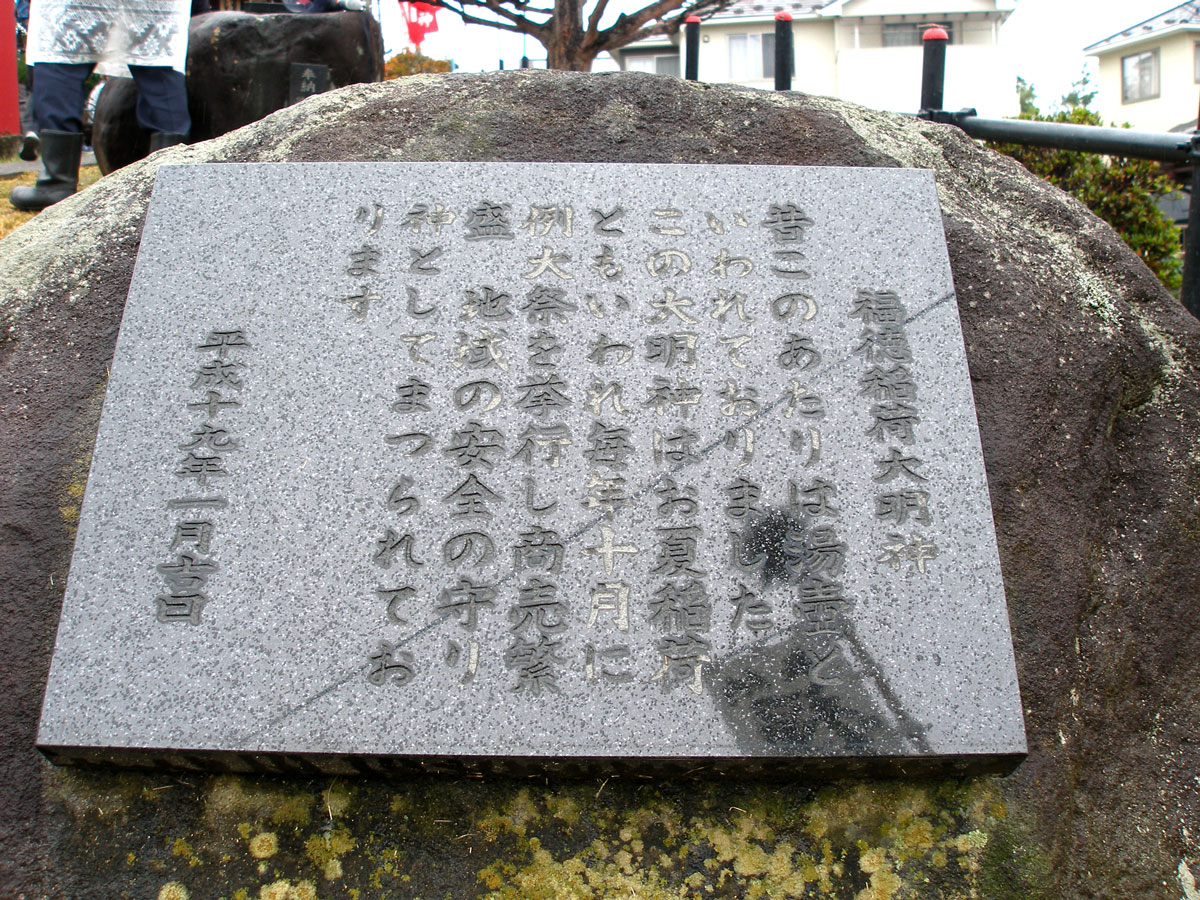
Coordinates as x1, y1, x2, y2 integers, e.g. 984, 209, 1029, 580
0, 0, 20, 136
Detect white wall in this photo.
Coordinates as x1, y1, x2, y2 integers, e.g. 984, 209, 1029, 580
1093, 31, 1200, 132
840, 0, 997, 16
698, 19, 837, 95
835, 17, 999, 50
837, 44, 1018, 115
687, 12, 1016, 116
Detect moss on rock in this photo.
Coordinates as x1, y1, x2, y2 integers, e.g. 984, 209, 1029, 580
39, 769, 1052, 899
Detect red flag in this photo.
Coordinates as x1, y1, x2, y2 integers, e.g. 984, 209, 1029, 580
403, 2, 440, 47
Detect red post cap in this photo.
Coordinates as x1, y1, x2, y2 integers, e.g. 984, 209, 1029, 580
685, 14, 701, 22
922, 25, 948, 41
775, 10, 793, 21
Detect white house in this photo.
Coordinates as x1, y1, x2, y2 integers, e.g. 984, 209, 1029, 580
617, 0, 1018, 116
1085, 2, 1200, 133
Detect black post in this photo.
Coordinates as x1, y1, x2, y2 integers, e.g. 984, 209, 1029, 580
774, 12, 793, 92
685, 15, 700, 81
920, 25, 947, 113
499, 59, 504, 70
520, 56, 530, 69
1182, 134, 1200, 319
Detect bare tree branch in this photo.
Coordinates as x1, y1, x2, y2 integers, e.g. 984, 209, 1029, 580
427, 0, 736, 69
595, 0, 716, 49
429, 0, 549, 36
475, 0, 543, 26
610, 7, 705, 46
584, 0, 611, 42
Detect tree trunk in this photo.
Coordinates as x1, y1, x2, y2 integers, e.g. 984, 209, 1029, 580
545, 41, 597, 70
544, 0, 593, 70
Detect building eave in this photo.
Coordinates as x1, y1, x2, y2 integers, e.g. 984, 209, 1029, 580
1086, 22, 1200, 57
616, 38, 678, 52
706, 13, 818, 25
705, 0, 838, 23
1083, 1, 1200, 54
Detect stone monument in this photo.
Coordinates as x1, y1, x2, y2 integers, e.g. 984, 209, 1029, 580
37, 161, 1025, 773
4, 72, 1198, 900
92, 11, 384, 174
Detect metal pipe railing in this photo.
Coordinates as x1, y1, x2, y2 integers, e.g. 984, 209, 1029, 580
915, 25, 1200, 319
927, 111, 1193, 163
673, 16, 1197, 316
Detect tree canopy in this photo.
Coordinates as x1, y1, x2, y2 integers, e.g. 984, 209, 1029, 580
425, 0, 733, 71
384, 49, 454, 78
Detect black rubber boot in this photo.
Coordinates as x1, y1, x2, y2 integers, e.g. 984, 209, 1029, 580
149, 132, 188, 152
18, 131, 39, 161
9, 131, 83, 212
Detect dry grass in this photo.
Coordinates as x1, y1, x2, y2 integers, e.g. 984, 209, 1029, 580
0, 165, 103, 241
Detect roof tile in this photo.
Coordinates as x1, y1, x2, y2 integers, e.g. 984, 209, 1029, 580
708, 0, 836, 20
1084, 1, 1200, 51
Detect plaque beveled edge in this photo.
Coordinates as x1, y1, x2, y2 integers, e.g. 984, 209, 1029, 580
37, 742, 1027, 780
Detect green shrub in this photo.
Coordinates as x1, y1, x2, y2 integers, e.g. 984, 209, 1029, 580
989, 79, 1182, 290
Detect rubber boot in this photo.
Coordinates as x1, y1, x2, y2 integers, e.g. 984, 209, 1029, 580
9, 131, 83, 212
149, 132, 188, 152
19, 131, 39, 161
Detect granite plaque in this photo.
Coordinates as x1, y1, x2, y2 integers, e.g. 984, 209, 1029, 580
38, 162, 1026, 775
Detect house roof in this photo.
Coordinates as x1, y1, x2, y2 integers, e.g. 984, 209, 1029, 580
1084, 1, 1200, 54
703, 0, 1010, 24
707, 0, 836, 23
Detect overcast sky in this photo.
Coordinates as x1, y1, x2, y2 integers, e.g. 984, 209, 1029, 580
1001, 0, 1173, 107
378, 0, 1177, 109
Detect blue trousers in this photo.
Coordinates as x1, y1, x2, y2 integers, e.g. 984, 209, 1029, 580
33, 62, 190, 134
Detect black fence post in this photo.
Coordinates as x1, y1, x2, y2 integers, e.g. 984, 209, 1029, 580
920, 25, 947, 113
520, 56, 530, 69
774, 11, 793, 92
912, 35, 1200, 320
685, 15, 701, 81
1182, 135, 1200, 318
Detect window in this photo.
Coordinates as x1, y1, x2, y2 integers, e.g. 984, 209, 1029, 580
882, 23, 920, 47
1194, 42, 1200, 82
728, 33, 776, 81
1122, 49, 1160, 102
882, 22, 953, 47
625, 52, 680, 77
656, 55, 681, 77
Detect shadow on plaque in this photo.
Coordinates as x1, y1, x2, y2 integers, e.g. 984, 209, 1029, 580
707, 506, 934, 773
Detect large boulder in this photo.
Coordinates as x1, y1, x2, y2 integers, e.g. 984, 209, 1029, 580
92, 10, 384, 173
1, 71, 1197, 899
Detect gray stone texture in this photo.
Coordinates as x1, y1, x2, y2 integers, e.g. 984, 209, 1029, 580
1, 71, 1197, 900
37, 162, 1023, 768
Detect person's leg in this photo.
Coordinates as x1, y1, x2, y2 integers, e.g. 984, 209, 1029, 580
10, 63, 92, 211
31, 62, 92, 133
18, 63, 38, 160
128, 65, 190, 147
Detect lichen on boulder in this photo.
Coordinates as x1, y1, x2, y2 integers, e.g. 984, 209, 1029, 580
1, 70, 1197, 899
